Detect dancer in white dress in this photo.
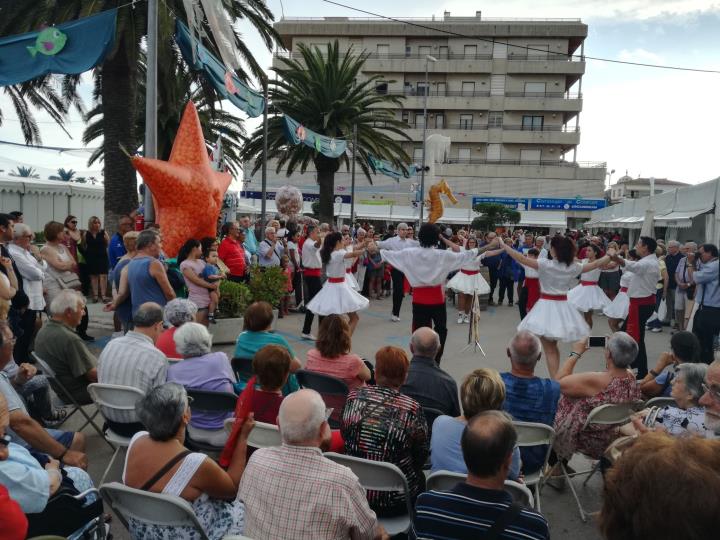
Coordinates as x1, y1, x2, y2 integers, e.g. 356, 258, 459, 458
603, 250, 639, 332
342, 233, 360, 290
567, 244, 611, 328
499, 236, 614, 378
446, 236, 495, 324
305, 232, 369, 335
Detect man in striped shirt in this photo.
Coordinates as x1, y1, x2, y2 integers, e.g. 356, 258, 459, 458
411, 411, 550, 540
97, 302, 167, 436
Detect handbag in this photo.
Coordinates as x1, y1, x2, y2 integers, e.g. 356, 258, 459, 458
48, 266, 82, 290
603, 434, 638, 465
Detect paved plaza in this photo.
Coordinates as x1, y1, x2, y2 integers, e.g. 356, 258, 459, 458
78, 297, 672, 540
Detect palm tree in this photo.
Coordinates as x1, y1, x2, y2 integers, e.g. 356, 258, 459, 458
57, 168, 77, 182
10, 166, 39, 178
13, 1, 280, 230
241, 41, 411, 224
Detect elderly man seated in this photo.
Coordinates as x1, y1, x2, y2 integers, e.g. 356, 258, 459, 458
501, 331, 561, 474
239, 389, 388, 540
98, 302, 168, 436
34, 290, 97, 404
0, 320, 87, 468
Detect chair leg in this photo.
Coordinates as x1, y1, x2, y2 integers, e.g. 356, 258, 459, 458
78, 406, 115, 450
561, 462, 588, 523
100, 446, 120, 485
534, 482, 542, 513
583, 460, 600, 487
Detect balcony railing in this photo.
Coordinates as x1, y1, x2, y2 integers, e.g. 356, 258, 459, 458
275, 51, 493, 60
505, 91, 582, 98
376, 89, 582, 99
443, 158, 605, 167
392, 122, 579, 132
279, 16, 583, 22
507, 53, 583, 62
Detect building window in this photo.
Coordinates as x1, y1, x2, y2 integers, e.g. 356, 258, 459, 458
464, 45, 477, 58
413, 147, 424, 162
490, 75, 505, 96
527, 44, 549, 58
405, 45, 411, 57
461, 81, 475, 96
375, 82, 388, 95
401, 110, 409, 123
377, 44, 389, 56
459, 114, 473, 130
493, 42, 507, 59
417, 82, 429, 96
458, 148, 471, 161
436, 82, 447, 96
438, 45, 449, 58
435, 113, 445, 129
520, 149, 542, 162
524, 82, 547, 95
488, 111, 503, 128
522, 115, 544, 131
486, 144, 501, 161
414, 113, 425, 127
419, 45, 432, 57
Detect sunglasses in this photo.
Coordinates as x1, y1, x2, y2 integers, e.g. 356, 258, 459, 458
0, 434, 11, 447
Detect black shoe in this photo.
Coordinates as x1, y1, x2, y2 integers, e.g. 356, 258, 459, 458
79, 333, 95, 342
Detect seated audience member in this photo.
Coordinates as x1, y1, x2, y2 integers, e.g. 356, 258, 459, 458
639, 331, 701, 398
0, 484, 27, 540
0, 392, 98, 538
600, 433, 720, 540
401, 327, 461, 417
34, 289, 97, 404
431, 368, 521, 481
167, 322, 236, 446
233, 301, 301, 393
97, 302, 168, 436
501, 331, 561, 474
239, 389, 387, 540
552, 332, 641, 467
156, 298, 198, 359
124, 383, 251, 539
700, 359, 720, 437
412, 411, 550, 540
306, 315, 371, 390
342, 346, 428, 516
0, 321, 87, 468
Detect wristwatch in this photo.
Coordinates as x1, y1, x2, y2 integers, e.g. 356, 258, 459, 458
649, 369, 660, 377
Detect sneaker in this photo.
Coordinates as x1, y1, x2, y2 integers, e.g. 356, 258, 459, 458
391, 315, 401, 322
79, 333, 95, 342
301, 333, 316, 341
457, 314, 464, 324
463, 314, 470, 323
507, 301, 514, 307
488, 299, 495, 306
651, 327, 662, 333
42, 408, 68, 427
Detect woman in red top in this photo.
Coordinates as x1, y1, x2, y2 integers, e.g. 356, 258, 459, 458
155, 298, 198, 359
218, 222, 247, 282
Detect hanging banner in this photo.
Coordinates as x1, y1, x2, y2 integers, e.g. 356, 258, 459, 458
368, 154, 417, 180
0, 9, 117, 87
282, 115, 347, 158
175, 20, 265, 118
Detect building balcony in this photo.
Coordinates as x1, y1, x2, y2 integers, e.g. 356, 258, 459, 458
506, 55, 586, 77
503, 92, 582, 112
437, 159, 606, 183
501, 126, 580, 146
379, 90, 492, 111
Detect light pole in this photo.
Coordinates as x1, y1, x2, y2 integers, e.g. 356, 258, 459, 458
418, 54, 437, 226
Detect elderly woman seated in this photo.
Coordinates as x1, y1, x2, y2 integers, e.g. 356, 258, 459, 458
124, 383, 253, 539
341, 346, 428, 517
431, 367, 521, 481
639, 331, 701, 398
166, 323, 236, 446
551, 332, 641, 470
156, 298, 198, 359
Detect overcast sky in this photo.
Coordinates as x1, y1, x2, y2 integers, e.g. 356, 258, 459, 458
1, 0, 718, 187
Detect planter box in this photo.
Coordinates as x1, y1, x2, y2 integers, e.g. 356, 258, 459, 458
210, 317, 243, 345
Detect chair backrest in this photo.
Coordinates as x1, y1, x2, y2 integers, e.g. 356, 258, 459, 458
230, 357, 254, 381
100, 482, 208, 540
88, 383, 145, 414
32, 351, 76, 405
422, 407, 445, 433
583, 402, 638, 430
513, 421, 555, 447
295, 370, 349, 427
224, 418, 282, 448
645, 396, 677, 409
503, 480, 535, 508
426, 471, 534, 508
186, 388, 237, 413
31, 352, 57, 378
324, 452, 410, 494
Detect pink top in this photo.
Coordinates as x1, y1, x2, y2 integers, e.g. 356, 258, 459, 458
305, 349, 366, 390
284, 267, 293, 292
180, 258, 211, 309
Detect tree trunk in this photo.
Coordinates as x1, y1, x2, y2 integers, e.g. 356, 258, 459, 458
101, 34, 139, 233
315, 154, 340, 226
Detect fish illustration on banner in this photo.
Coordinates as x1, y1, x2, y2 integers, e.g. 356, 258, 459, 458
282, 115, 347, 159
27, 27, 67, 57
368, 154, 418, 180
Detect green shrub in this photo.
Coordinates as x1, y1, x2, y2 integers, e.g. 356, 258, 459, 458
217, 279, 252, 319
248, 265, 287, 307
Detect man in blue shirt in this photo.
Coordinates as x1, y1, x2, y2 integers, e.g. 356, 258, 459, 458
688, 243, 720, 363
500, 331, 560, 474
108, 215, 134, 270
239, 215, 258, 256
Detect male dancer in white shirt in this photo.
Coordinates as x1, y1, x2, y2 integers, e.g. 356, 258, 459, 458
376, 223, 419, 322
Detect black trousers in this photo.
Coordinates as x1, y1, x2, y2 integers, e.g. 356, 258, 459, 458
412, 303, 448, 364
621, 303, 655, 378
693, 306, 720, 364
302, 275, 323, 334
498, 277, 514, 304
518, 285, 529, 320
292, 270, 303, 306
391, 268, 405, 317
488, 267, 499, 301
13, 308, 39, 364
76, 306, 90, 338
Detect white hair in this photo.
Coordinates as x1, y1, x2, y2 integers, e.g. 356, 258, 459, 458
49, 289, 85, 316
607, 332, 638, 368
12, 223, 32, 239
164, 298, 198, 327
173, 322, 213, 358
397, 222, 409, 231
278, 389, 326, 445
667, 240, 680, 248
508, 331, 542, 367
356, 228, 366, 236
265, 226, 276, 234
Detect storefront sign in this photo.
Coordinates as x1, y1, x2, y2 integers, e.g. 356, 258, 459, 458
242, 190, 351, 204
530, 198, 606, 211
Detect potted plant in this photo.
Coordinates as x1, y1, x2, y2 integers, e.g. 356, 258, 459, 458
248, 265, 288, 327
210, 279, 252, 344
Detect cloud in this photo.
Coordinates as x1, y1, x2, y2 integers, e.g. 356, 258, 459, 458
617, 48, 664, 64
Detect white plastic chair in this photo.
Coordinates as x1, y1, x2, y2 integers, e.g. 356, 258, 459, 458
223, 418, 281, 449
100, 482, 209, 540
561, 402, 639, 522
425, 470, 535, 508
324, 452, 412, 536
87, 383, 145, 484
644, 396, 677, 409
513, 421, 556, 511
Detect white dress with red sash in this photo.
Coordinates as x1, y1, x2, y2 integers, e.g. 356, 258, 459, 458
446, 249, 491, 295
603, 270, 634, 320
567, 262, 611, 312
306, 250, 369, 315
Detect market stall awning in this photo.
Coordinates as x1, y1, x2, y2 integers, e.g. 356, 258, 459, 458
654, 208, 713, 229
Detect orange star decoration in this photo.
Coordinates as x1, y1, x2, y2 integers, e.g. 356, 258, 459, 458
131, 101, 232, 257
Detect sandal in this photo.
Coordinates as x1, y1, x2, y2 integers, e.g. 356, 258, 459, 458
43, 408, 68, 426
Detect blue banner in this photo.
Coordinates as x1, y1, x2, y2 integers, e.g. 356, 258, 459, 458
0, 10, 117, 87
282, 115, 348, 159
472, 196, 529, 209
530, 198, 606, 211
368, 154, 417, 180
175, 21, 265, 118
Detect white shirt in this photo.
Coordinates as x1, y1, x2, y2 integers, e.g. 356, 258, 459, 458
286, 240, 299, 270
579, 261, 602, 282
7, 243, 47, 311
624, 254, 660, 298
459, 248, 486, 271
619, 270, 634, 288
376, 235, 419, 251
381, 247, 477, 287
537, 258, 584, 295
326, 250, 347, 278
302, 240, 322, 269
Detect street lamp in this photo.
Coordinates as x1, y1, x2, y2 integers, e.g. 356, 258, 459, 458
418, 54, 437, 226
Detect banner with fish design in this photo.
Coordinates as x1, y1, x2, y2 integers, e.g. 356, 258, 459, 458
368, 154, 418, 180
0, 9, 117, 87
282, 115, 347, 159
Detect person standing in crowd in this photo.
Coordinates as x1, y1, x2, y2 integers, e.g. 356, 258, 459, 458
218, 221, 248, 283
481, 232, 502, 306
108, 214, 134, 271
258, 226, 284, 269
81, 216, 110, 302
0, 215, 27, 346
239, 215, 258, 258
687, 243, 720, 364
497, 238, 518, 307
286, 229, 302, 309
62, 215, 84, 291
376, 223, 419, 322
611, 236, 661, 378
646, 245, 670, 334
111, 231, 139, 333
517, 248, 541, 320
675, 242, 697, 331
301, 225, 323, 340
663, 240, 683, 328
599, 241, 622, 300
177, 239, 216, 326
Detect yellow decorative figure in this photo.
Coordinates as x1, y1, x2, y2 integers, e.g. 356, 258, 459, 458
426, 179, 458, 224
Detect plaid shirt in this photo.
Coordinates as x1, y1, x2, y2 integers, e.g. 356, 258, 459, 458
239, 444, 378, 540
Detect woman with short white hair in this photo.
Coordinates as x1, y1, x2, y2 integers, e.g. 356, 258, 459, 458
156, 298, 198, 359
166, 323, 236, 445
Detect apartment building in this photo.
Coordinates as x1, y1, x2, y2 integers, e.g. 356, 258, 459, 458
606, 176, 690, 205
244, 12, 607, 227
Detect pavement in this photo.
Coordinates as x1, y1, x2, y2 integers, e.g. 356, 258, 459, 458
73, 297, 672, 539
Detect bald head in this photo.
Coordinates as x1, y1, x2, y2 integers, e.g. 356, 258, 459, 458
507, 331, 542, 370
462, 411, 517, 478
278, 389, 328, 446
410, 327, 440, 359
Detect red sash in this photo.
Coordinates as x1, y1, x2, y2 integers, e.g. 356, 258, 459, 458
345, 268, 352, 273
328, 277, 345, 283
626, 295, 656, 342
304, 268, 321, 277
403, 276, 412, 295
540, 293, 567, 301
580, 280, 598, 286
525, 277, 540, 311
620, 287, 628, 293
412, 285, 445, 305
461, 269, 480, 276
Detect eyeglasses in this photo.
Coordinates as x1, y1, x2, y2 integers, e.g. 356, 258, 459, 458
702, 383, 720, 403
0, 434, 11, 447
